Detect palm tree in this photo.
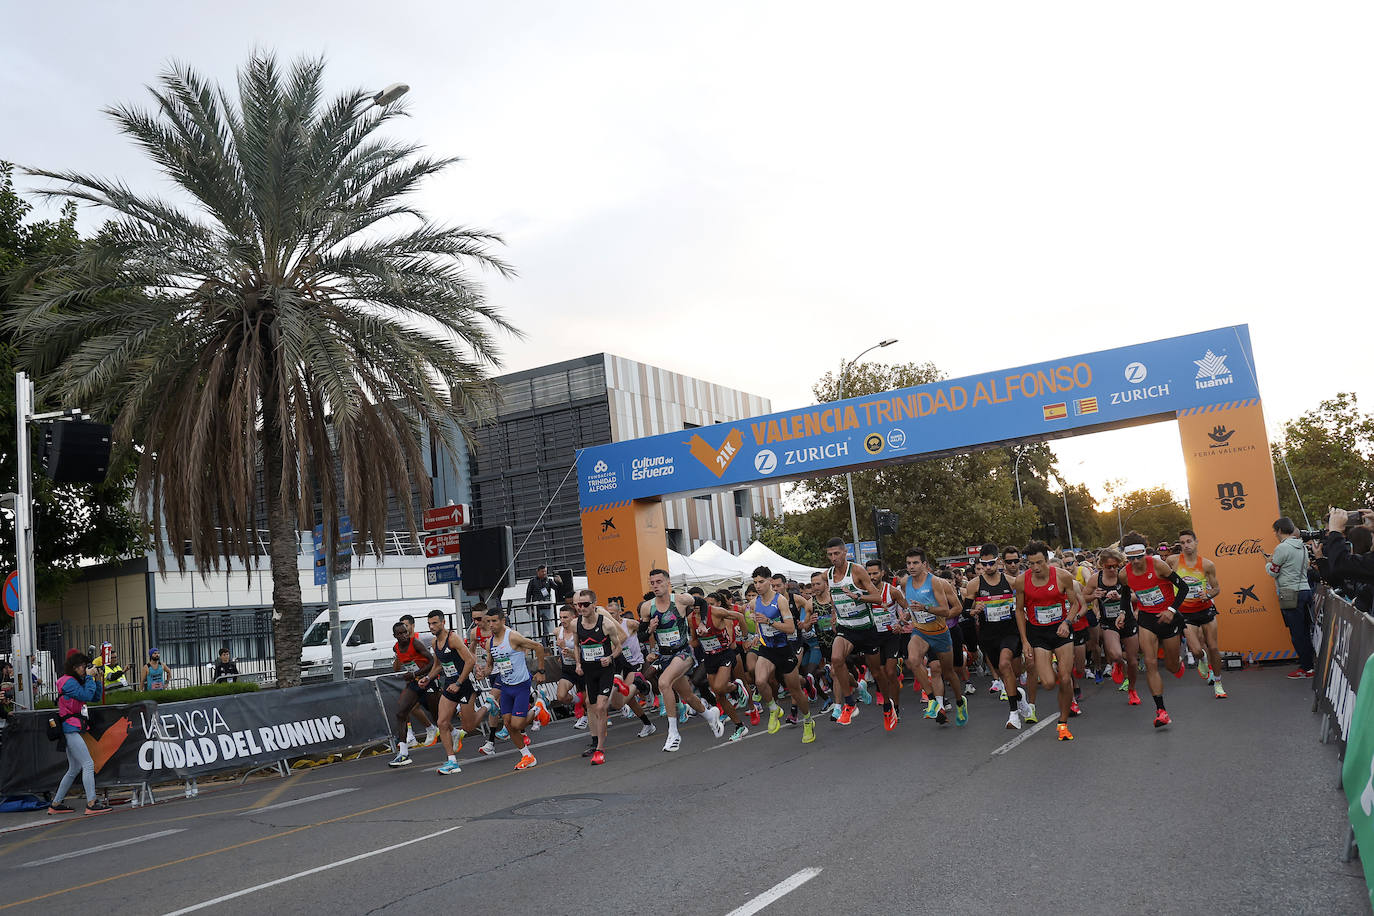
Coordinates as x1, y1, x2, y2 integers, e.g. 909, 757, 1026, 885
6, 54, 518, 686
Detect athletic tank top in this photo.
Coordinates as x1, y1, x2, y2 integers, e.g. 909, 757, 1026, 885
1023, 571, 1067, 627
1124, 560, 1175, 616
904, 574, 944, 634
830, 563, 872, 631
558, 627, 577, 664
618, 619, 645, 665
869, 582, 900, 633
145, 663, 167, 690
394, 636, 428, 675
692, 605, 734, 655
812, 599, 835, 633
576, 613, 613, 663
753, 593, 790, 648
1174, 555, 1213, 610
973, 575, 1016, 627
650, 599, 688, 652
432, 630, 464, 681
487, 629, 530, 685
1095, 571, 1132, 619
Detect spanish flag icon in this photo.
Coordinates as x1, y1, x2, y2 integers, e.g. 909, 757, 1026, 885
1042, 403, 1068, 421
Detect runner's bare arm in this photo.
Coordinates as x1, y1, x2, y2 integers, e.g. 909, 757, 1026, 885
509, 632, 548, 679
1014, 574, 1030, 648
1203, 560, 1221, 600
849, 564, 883, 604
604, 610, 625, 657
454, 635, 477, 683
773, 593, 798, 635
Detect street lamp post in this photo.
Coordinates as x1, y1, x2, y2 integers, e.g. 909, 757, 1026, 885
1012, 447, 1025, 508
839, 339, 897, 556
1058, 477, 1075, 551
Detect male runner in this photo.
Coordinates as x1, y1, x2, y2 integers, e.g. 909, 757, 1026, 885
823, 537, 884, 726
422, 610, 479, 774
604, 601, 658, 738
1085, 547, 1141, 704
864, 559, 909, 730
388, 620, 441, 767
574, 589, 624, 765
484, 607, 547, 769
553, 606, 587, 727
1122, 532, 1191, 727
1169, 529, 1227, 698
901, 547, 968, 726
965, 544, 1024, 729
749, 568, 816, 743
1014, 542, 1083, 741
641, 568, 725, 751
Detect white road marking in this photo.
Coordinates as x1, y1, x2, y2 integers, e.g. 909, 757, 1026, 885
161, 824, 464, 916
706, 729, 770, 751
0, 819, 64, 836
20, 829, 185, 867
990, 712, 1061, 756
238, 788, 357, 815
724, 867, 823, 915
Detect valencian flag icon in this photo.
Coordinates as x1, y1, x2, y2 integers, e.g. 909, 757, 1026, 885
1074, 397, 1099, 415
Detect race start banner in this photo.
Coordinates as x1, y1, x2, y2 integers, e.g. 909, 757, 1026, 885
0, 680, 392, 795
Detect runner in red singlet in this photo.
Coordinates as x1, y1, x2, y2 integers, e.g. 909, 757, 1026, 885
1122, 532, 1191, 728
1014, 541, 1083, 741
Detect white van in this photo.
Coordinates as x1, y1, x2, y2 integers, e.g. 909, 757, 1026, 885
299, 598, 462, 679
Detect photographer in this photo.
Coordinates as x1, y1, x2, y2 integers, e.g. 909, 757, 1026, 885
1268, 517, 1315, 678
1317, 508, 1374, 615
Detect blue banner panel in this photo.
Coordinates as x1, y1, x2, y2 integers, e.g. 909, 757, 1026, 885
577, 325, 1259, 509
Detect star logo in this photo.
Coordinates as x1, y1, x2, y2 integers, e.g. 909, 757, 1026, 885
1194, 350, 1230, 380
1234, 584, 1258, 604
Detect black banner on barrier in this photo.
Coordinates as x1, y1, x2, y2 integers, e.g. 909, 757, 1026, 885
0, 680, 392, 796
1313, 588, 1374, 750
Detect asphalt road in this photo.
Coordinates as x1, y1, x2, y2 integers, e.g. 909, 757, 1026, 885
0, 666, 1364, 915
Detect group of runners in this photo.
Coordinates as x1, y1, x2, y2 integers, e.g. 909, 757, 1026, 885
383, 527, 1231, 770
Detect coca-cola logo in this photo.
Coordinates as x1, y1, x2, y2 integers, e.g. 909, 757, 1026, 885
1215, 539, 1264, 557
596, 561, 628, 575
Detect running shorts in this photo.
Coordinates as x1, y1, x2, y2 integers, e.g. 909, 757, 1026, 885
559, 663, 584, 689
1099, 609, 1138, 638
613, 656, 636, 679
497, 680, 532, 717
1137, 611, 1184, 640
949, 624, 966, 664
583, 664, 616, 699
651, 650, 696, 679
835, 627, 882, 657
1027, 626, 1072, 652
1072, 626, 1090, 647
704, 651, 735, 676
911, 627, 953, 655
441, 677, 475, 704
1181, 607, 1218, 627
800, 638, 823, 668
756, 643, 798, 677
400, 677, 440, 701
978, 625, 1021, 665
1085, 608, 1100, 628
879, 631, 905, 664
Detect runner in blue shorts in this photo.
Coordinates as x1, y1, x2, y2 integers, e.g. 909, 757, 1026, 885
483, 607, 546, 771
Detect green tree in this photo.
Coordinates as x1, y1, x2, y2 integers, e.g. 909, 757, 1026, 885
1271, 393, 1374, 526
1099, 485, 1193, 547
7, 56, 517, 686
0, 162, 145, 603
752, 512, 827, 567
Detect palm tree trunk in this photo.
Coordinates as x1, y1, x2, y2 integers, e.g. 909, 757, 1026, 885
262, 371, 304, 688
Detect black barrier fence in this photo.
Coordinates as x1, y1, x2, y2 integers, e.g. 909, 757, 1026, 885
1312, 587, 1374, 753
0, 678, 395, 797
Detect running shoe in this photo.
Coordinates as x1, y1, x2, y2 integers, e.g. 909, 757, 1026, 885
523, 735, 532, 748
785, 710, 798, 726
830, 703, 843, 721
802, 717, 816, 744
437, 760, 462, 775
819, 699, 836, 718
621, 705, 635, 719
748, 705, 761, 726
1198, 655, 1212, 681
1175, 661, 1185, 679
856, 681, 872, 705
452, 729, 466, 754
637, 722, 658, 738
924, 699, 940, 720
733, 679, 749, 708
1092, 667, 1103, 684
47, 803, 75, 815
954, 698, 968, 727
662, 734, 682, 752
537, 699, 553, 726
677, 705, 690, 725
573, 715, 588, 730
752, 689, 762, 704
478, 741, 497, 756
590, 749, 605, 765
883, 704, 898, 732
1023, 703, 1038, 724
1127, 688, 1141, 706
514, 754, 537, 770
1111, 661, 1125, 685
1069, 700, 1081, 718
1118, 678, 1130, 693
582, 742, 597, 757
730, 724, 749, 742
83, 800, 111, 816
1016, 688, 1032, 720
1286, 668, 1308, 679
767, 706, 783, 734
935, 705, 948, 725
1153, 709, 1171, 728
1213, 680, 1228, 699
875, 690, 885, 707
804, 674, 817, 701
837, 704, 856, 726
990, 678, 1003, 695
705, 707, 725, 739
495, 727, 509, 740
1056, 723, 1074, 741
1005, 711, 1022, 730
388, 752, 412, 768
1018, 672, 1028, 686
422, 726, 440, 748
963, 682, 976, 696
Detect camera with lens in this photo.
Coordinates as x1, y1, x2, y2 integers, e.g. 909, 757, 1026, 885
1300, 529, 1325, 542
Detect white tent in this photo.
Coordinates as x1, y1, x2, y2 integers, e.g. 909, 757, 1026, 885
689, 541, 753, 576
738, 540, 825, 582
667, 549, 745, 589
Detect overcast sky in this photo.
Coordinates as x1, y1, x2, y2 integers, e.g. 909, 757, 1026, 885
5, 2, 1370, 520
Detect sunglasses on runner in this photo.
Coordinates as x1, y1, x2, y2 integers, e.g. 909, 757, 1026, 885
979, 560, 997, 567
575, 600, 593, 608
1101, 562, 1120, 570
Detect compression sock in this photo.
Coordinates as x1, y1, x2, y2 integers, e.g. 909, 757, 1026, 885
1008, 694, 1019, 713
1153, 695, 1165, 710
640, 714, 651, 725
667, 717, 680, 739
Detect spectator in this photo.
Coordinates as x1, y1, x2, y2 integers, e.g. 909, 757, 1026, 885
31, 660, 42, 695
1267, 517, 1314, 678
525, 565, 562, 608
103, 650, 129, 690
1318, 508, 1374, 614
143, 648, 169, 691
46, 651, 111, 816
212, 647, 240, 683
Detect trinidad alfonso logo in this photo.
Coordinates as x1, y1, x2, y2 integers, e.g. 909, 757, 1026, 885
593, 460, 608, 473
1194, 350, 1234, 390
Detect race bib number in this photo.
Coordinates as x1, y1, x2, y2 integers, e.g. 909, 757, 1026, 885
581, 644, 605, 661
911, 607, 937, 625
493, 655, 514, 678
1134, 585, 1165, 609
657, 629, 682, 649
982, 597, 1014, 623
1033, 603, 1063, 625
1187, 582, 1208, 600
759, 622, 781, 638
700, 636, 722, 653
403, 661, 420, 675
818, 614, 833, 630
441, 661, 458, 678
871, 609, 894, 632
